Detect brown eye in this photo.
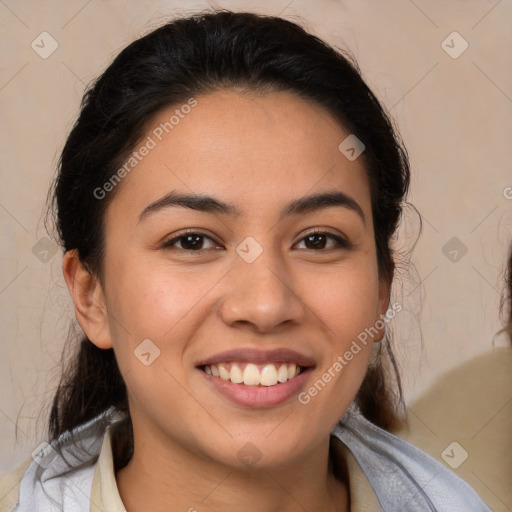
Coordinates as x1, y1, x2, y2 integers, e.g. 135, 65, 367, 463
161, 231, 222, 251
295, 230, 349, 251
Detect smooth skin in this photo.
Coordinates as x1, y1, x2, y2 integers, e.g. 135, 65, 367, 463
63, 90, 390, 512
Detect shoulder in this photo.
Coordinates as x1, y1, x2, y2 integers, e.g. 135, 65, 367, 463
0, 407, 127, 512
331, 403, 493, 511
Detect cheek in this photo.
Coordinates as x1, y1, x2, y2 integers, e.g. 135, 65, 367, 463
296, 259, 380, 412
105, 258, 206, 334
103, 255, 229, 374
102, 259, 213, 411
308, 259, 381, 346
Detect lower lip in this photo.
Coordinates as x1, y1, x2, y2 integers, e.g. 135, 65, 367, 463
199, 368, 313, 408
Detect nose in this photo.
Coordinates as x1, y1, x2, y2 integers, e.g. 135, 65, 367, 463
218, 246, 305, 334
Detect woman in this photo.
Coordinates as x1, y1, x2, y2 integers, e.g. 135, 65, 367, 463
0, 10, 491, 511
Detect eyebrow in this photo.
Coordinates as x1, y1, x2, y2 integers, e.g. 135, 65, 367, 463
138, 190, 365, 224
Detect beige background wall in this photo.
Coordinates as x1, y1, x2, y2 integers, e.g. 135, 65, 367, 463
1, 0, 510, 478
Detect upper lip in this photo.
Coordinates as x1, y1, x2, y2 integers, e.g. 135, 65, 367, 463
196, 348, 316, 368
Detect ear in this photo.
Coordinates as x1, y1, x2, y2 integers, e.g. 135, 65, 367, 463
62, 249, 113, 349
374, 276, 392, 343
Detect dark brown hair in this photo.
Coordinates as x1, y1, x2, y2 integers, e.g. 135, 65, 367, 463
46, 10, 410, 470
504, 244, 512, 341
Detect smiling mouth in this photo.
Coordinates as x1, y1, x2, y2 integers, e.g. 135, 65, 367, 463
201, 362, 307, 387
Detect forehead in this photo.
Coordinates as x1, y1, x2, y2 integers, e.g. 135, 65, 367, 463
107, 89, 371, 222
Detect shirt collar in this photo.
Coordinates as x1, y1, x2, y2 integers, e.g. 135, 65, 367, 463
89, 424, 379, 512
90, 427, 127, 512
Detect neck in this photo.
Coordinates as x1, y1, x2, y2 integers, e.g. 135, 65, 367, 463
115, 423, 349, 512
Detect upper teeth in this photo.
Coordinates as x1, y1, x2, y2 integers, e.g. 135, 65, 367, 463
204, 362, 301, 386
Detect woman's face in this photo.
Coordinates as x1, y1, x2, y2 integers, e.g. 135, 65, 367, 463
90, 90, 389, 469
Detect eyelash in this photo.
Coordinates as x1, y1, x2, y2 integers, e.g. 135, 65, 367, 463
160, 228, 350, 253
